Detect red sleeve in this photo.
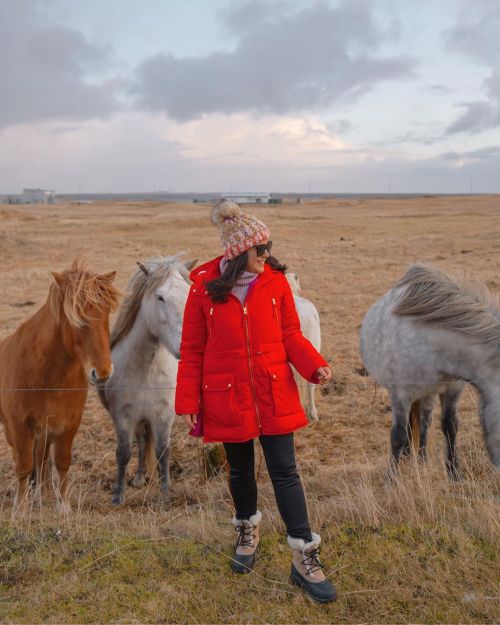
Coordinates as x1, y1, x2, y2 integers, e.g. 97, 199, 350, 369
175, 287, 207, 415
280, 276, 328, 383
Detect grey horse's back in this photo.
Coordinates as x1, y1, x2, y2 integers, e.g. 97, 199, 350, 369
359, 270, 462, 395
361, 263, 500, 386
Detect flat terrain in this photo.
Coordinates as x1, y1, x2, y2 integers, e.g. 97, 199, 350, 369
0, 196, 499, 623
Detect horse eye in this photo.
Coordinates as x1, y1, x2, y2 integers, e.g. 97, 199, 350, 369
157, 295, 166, 303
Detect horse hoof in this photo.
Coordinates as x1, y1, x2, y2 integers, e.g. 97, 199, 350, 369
130, 474, 146, 488
448, 468, 463, 482
383, 464, 399, 489
12, 499, 30, 517
57, 500, 72, 515
111, 493, 124, 506
159, 491, 170, 507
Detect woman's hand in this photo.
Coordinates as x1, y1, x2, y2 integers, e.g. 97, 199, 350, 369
180, 414, 197, 429
314, 366, 332, 385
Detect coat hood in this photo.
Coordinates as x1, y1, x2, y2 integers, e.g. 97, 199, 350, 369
189, 256, 278, 290
189, 256, 223, 284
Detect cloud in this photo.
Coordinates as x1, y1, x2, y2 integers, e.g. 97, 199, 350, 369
0, 0, 119, 127
132, 0, 415, 121
327, 119, 353, 134
441, 145, 500, 162
445, 6, 500, 133
0, 113, 189, 193
445, 5, 500, 66
2, 111, 500, 194
0, 110, 371, 193
446, 68, 500, 134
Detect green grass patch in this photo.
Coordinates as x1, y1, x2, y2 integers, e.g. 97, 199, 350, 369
0, 521, 498, 623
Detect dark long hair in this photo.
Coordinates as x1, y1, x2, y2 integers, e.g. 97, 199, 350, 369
206, 253, 287, 303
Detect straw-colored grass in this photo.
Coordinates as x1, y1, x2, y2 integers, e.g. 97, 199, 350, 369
0, 450, 498, 623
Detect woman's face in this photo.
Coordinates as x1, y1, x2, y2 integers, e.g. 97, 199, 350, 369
245, 240, 270, 274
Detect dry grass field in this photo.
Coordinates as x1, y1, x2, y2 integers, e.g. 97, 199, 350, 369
0, 196, 499, 623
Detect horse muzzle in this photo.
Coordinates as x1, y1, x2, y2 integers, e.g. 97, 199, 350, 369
89, 364, 114, 386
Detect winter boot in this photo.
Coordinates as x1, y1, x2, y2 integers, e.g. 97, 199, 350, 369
231, 510, 261, 574
288, 533, 337, 603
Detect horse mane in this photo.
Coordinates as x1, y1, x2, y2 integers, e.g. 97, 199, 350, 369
47, 260, 120, 328
111, 255, 190, 349
394, 264, 500, 347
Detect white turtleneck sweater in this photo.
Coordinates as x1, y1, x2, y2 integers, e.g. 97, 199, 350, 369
220, 258, 258, 304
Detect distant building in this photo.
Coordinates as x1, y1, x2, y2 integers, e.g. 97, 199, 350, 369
221, 192, 270, 204
21, 188, 56, 204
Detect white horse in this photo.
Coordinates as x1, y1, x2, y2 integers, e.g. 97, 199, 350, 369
286, 272, 322, 421
360, 264, 500, 478
98, 255, 195, 505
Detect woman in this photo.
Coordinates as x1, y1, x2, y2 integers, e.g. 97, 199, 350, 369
175, 200, 336, 604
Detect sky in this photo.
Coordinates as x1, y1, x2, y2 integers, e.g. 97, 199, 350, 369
1, 0, 499, 194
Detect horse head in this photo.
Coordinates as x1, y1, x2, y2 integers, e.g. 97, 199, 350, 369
50, 265, 120, 384
137, 256, 195, 358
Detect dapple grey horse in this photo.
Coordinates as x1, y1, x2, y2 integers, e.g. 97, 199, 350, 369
360, 264, 500, 478
98, 255, 195, 504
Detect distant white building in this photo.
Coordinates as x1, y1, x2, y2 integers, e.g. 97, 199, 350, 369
221, 192, 270, 204
21, 188, 56, 204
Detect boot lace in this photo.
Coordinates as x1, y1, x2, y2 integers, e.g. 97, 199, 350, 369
235, 524, 255, 549
302, 547, 325, 575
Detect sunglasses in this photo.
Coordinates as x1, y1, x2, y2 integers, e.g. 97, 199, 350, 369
254, 241, 273, 256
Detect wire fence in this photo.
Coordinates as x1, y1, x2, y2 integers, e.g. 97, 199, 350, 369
0, 380, 468, 393
0, 381, 339, 392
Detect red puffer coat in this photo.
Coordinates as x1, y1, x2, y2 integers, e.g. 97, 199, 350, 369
175, 256, 328, 443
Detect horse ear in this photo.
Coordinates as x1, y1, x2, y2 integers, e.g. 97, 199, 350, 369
185, 259, 198, 271
52, 272, 64, 288
97, 271, 116, 283
137, 262, 149, 276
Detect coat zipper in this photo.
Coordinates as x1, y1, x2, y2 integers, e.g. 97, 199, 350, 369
243, 304, 262, 432
209, 306, 214, 336
272, 297, 280, 325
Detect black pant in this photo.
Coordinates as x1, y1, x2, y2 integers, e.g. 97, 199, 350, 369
223, 433, 313, 542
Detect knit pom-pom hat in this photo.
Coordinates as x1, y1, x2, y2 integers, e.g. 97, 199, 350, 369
211, 200, 270, 260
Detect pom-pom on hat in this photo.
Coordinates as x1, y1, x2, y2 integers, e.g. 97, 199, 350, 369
211, 200, 271, 260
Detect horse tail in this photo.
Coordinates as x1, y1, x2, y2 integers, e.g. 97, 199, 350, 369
144, 422, 157, 479
96, 385, 109, 412
292, 365, 315, 422
306, 382, 318, 422
410, 400, 421, 453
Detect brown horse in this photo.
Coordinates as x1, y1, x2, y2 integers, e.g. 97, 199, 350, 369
0, 261, 120, 512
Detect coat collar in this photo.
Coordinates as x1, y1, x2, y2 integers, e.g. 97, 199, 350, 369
190, 255, 278, 289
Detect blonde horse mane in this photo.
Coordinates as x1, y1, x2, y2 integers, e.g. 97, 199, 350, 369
48, 260, 120, 328
394, 264, 500, 347
111, 255, 190, 349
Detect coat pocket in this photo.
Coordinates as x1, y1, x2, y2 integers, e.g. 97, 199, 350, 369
268, 364, 301, 418
202, 373, 243, 426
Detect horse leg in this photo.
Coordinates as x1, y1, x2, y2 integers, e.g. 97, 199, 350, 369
156, 437, 170, 503
131, 421, 147, 488
153, 421, 171, 503
388, 392, 411, 475
53, 429, 77, 513
112, 427, 132, 505
34, 430, 52, 499
440, 388, 462, 480
12, 425, 35, 512
418, 395, 435, 461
